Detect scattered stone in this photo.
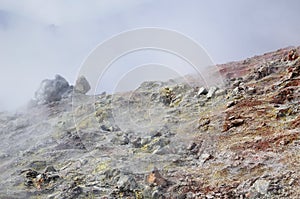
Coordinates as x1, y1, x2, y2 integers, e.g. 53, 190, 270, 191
232, 80, 242, 87
198, 117, 210, 131
56, 131, 86, 150
117, 174, 138, 191
100, 123, 120, 132
21, 166, 60, 190
152, 146, 169, 155
150, 130, 163, 138
28, 160, 47, 171
74, 75, 91, 94
44, 165, 57, 173
224, 118, 244, 131
187, 142, 197, 151
276, 106, 292, 118
231, 119, 244, 127
169, 94, 182, 107
207, 87, 218, 99
215, 89, 226, 96
288, 178, 295, 186
152, 189, 164, 198
59, 182, 83, 198
232, 86, 243, 96
272, 88, 294, 104
253, 179, 270, 195
196, 87, 208, 97
159, 87, 176, 106
199, 153, 213, 165
131, 137, 142, 148
21, 169, 38, 179
255, 64, 274, 80
227, 100, 237, 108
111, 134, 130, 145
246, 87, 256, 95
199, 117, 210, 127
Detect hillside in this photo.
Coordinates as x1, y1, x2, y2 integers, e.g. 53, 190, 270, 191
0, 46, 299, 199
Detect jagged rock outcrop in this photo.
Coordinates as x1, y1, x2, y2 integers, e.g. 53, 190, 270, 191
34, 75, 72, 104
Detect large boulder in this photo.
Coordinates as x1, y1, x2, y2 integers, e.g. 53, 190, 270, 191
34, 75, 71, 104
74, 76, 91, 94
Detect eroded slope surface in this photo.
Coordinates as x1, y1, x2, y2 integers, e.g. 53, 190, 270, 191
0, 47, 299, 198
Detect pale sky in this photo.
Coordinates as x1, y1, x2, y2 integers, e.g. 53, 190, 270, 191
0, 0, 300, 111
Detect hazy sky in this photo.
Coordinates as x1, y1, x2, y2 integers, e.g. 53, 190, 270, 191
0, 0, 300, 111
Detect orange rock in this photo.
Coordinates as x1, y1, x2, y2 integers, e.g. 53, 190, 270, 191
146, 168, 168, 187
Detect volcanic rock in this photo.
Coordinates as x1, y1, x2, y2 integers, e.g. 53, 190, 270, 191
34, 74, 71, 104
74, 75, 91, 94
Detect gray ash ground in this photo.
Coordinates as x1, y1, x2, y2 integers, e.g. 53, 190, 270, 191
0, 46, 300, 198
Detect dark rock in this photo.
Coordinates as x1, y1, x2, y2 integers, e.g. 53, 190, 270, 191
61, 182, 83, 198
187, 142, 197, 151
131, 137, 142, 148
224, 118, 244, 131
150, 131, 162, 138
117, 174, 138, 191
56, 131, 86, 150
100, 123, 120, 132
22, 169, 38, 179
231, 119, 244, 127
44, 165, 57, 173
34, 75, 71, 104
232, 80, 241, 87
187, 142, 202, 155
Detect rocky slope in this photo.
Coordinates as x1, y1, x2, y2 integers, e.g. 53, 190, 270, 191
0, 46, 299, 199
